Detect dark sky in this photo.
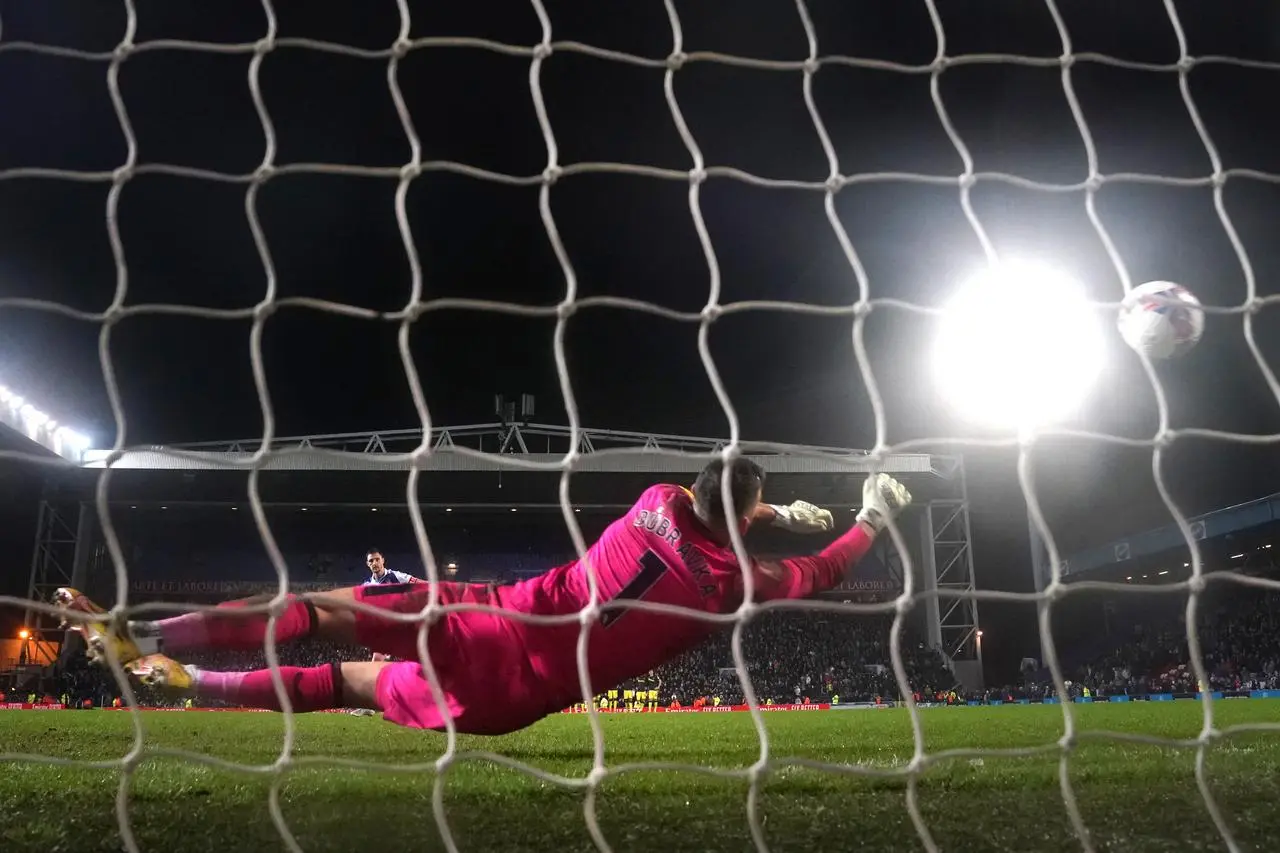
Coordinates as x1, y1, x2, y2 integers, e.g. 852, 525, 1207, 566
2, 0, 1280, 680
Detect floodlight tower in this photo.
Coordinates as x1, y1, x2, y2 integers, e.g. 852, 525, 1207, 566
931, 259, 1107, 670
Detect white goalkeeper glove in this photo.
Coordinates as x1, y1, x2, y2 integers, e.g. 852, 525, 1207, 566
768, 500, 834, 533
855, 473, 912, 534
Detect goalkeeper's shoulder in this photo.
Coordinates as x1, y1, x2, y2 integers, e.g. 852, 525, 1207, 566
645, 482, 693, 503
621, 483, 697, 519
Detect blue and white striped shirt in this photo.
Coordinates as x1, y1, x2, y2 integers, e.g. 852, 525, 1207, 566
365, 569, 416, 586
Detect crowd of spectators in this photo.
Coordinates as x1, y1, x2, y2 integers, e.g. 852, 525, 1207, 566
35, 526, 954, 708
609, 612, 953, 705
44, 587, 1280, 710
985, 582, 1280, 701
41, 545, 1280, 711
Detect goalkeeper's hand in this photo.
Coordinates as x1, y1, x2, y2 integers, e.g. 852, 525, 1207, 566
768, 500, 834, 534
855, 473, 912, 534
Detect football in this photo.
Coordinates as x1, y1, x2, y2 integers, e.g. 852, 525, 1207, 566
1117, 281, 1204, 360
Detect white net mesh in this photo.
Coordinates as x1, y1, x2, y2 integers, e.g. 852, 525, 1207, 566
2, 1, 1280, 851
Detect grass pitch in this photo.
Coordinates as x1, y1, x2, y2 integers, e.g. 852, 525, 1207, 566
3, 701, 1280, 852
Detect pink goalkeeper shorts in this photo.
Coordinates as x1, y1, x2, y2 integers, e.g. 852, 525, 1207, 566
353, 581, 547, 735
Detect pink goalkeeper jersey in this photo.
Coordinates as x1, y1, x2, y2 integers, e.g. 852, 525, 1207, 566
504, 484, 876, 715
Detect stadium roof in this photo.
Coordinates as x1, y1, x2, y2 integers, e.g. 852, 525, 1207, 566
0, 419, 59, 462
80, 422, 952, 477
1061, 492, 1280, 579
0, 387, 91, 464
52, 423, 966, 510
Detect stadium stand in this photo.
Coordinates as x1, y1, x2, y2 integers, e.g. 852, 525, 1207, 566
61, 613, 955, 711
974, 503, 1280, 704
29, 494, 1280, 715
35, 502, 949, 708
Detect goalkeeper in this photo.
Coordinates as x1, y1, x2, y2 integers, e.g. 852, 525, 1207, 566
56, 459, 909, 735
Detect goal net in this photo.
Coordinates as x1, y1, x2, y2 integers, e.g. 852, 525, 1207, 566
2, 1, 1279, 851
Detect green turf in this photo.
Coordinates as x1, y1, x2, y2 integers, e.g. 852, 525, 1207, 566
3, 701, 1280, 852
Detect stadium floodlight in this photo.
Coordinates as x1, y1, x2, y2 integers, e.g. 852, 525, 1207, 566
931, 259, 1104, 435
19, 403, 48, 431
0, 378, 93, 462
932, 259, 1104, 668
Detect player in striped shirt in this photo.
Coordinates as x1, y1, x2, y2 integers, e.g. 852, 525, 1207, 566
56, 459, 909, 736
364, 549, 421, 586
363, 549, 420, 662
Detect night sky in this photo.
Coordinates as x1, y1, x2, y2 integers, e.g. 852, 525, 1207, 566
2, 0, 1280, 682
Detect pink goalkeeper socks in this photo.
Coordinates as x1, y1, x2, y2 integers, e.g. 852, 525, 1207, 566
136, 596, 317, 654
194, 664, 340, 712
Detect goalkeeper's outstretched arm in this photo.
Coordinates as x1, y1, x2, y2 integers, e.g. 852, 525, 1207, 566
751, 498, 834, 533
751, 473, 912, 601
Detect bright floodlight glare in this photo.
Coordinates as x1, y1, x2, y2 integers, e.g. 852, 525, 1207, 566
57, 428, 91, 451
932, 260, 1104, 432
0, 376, 94, 457
20, 403, 49, 430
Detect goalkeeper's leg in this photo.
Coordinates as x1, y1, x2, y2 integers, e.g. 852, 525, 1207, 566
55, 586, 370, 662
56, 581, 487, 665
130, 655, 489, 733
130, 654, 387, 713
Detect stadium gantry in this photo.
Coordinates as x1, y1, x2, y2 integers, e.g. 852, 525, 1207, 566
1059, 492, 1280, 586
17, 421, 981, 689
